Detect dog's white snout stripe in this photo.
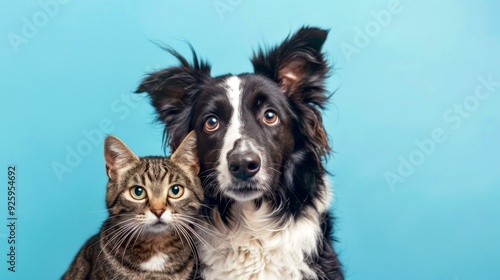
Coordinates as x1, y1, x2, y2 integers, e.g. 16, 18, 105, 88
215, 76, 268, 201
216, 76, 243, 187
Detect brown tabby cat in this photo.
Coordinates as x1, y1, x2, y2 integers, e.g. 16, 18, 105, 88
63, 131, 204, 280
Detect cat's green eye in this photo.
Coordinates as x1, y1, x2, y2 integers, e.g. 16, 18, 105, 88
130, 186, 147, 200
168, 184, 184, 199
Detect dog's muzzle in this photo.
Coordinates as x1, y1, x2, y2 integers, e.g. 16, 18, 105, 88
220, 138, 267, 201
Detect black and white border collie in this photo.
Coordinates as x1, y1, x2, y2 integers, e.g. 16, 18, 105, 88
136, 26, 344, 280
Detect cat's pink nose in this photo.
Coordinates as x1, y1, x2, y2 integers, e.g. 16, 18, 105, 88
152, 209, 165, 218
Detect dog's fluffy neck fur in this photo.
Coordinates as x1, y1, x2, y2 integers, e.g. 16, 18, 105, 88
198, 179, 333, 280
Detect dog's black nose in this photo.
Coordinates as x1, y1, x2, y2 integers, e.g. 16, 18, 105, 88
228, 152, 261, 180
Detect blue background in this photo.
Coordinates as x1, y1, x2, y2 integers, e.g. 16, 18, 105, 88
1, 0, 499, 279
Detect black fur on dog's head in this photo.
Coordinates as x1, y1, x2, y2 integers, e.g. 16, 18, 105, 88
136, 26, 332, 221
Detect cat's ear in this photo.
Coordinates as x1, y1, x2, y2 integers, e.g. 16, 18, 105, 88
104, 136, 139, 180
170, 131, 199, 176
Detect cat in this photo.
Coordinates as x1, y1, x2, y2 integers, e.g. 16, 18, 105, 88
62, 131, 204, 280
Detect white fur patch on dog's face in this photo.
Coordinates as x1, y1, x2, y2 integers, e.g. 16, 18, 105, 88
216, 76, 242, 193
215, 76, 269, 202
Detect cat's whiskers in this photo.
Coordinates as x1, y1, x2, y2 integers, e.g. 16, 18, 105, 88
94, 222, 137, 273
172, 223, 187, 249
109, 223, 142, 263
100, 220, 141, 259
89, 208, 109, 214
129, 223, 147, 255
175, 220, 224, 257
173, 223, 197, 257
172, 222, 201, 276
104, 223, 137, 255
174, 214, 229, 245
120, 223, 146, 262
99, 217, 136, 235
175, 219, 204, 277
111, 270, 123, 280
92, 218, 136, 252
92, 218, 135, 252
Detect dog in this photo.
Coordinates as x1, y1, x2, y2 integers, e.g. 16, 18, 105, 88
136, 26, 344, 280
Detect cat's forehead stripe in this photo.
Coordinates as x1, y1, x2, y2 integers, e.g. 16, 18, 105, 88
145, 161, 155, 182
171, 172, 180, 184
168, 172, 174, 186
136, 173, 145, 186
159, 161, 168, 182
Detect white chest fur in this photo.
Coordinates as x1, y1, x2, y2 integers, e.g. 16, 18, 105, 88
198, 201, 326, 280
139, 252, 170, 272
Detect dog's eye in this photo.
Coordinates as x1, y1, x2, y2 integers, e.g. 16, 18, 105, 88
204, 116, 220, 132
263, 110, 279, 126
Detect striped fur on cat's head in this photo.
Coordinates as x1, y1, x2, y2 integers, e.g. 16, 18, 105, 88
103, 131, 203, 236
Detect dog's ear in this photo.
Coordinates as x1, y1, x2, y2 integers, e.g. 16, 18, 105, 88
135, 47, 211, 151
251, 26, 329, 98
252, 26, 331, 158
